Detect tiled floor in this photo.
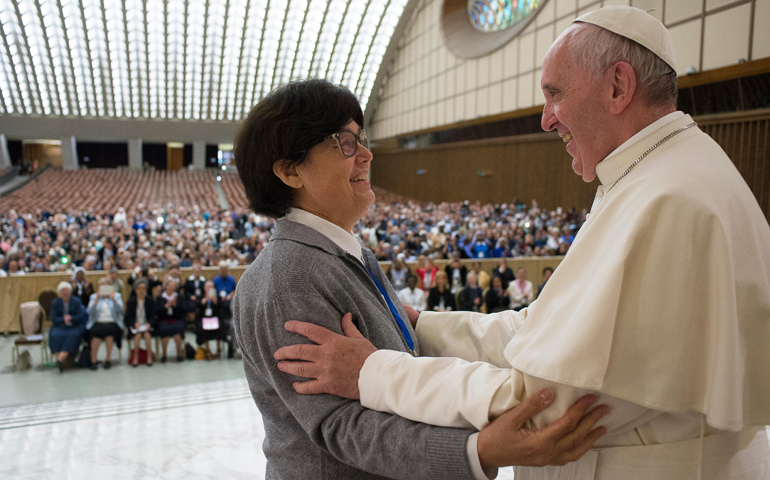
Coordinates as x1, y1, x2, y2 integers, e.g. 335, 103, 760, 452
2, 336, 766, 480
0, 379, 266, 480
0, 376, 517, 480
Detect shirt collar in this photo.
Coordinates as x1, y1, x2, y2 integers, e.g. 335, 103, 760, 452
595, 111, 687, 185
285, 208, 364, 263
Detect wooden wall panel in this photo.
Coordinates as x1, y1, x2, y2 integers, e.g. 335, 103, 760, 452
0, 266, 247, 334
372, 110, 770, 221
371, 132, 599, 211
697, 109, 770, 224
0, 258, 563, 333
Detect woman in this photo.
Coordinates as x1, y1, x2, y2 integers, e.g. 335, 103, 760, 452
231, 79, 591, 479
231, 79, 468, 478
415, 256, 439, 290
427, 271, 455, 312
125, 279, 155, 366
195, 280, 224, 358
155, 278, 185, 362
484, 275, 509, 313
508, 267, 534, 311
86, 277, 124, 369
49, 281, 86, 372
457, 271, 484, 312
71, 266, 93, 307
386, 257, 410, 291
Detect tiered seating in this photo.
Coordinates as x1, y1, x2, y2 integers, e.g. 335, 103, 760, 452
165, 170, 219, 212
0, 169, 221, 215
218, 174, 415, 212
220, 172, 250, 212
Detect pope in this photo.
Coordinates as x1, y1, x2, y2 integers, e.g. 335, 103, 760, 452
275, 6, 770, 480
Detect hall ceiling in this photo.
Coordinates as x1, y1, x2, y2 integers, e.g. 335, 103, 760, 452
0, 0, 407, 121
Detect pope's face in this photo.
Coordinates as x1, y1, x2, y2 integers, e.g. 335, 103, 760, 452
541, 27, 615, 182
293, 120, 374, 231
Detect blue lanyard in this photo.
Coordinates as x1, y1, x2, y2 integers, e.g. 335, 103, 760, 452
366, 270, 415, 353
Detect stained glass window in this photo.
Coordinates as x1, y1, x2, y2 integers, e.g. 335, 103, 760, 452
467, 0, 540, 33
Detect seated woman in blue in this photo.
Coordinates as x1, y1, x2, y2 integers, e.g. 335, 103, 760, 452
86, 277, 125, 370
50, 281, 86, 373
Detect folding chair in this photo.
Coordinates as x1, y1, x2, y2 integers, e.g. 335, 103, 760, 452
12, 302, 49, 370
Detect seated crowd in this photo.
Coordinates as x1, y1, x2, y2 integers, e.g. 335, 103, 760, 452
0, 197, 584, 276
46, 260, 237, 372
394, 257, 554, 315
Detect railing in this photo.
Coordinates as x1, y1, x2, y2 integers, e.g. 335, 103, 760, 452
0, 257, 564, 333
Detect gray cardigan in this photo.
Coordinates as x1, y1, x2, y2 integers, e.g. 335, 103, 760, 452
233, 219, 475, 480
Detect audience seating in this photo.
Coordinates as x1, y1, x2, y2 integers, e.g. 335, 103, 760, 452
0, 169, 221, 215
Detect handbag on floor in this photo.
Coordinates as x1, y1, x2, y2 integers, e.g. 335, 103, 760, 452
129, 348, 148, 364
185, 342, 196, 359
77, 345, 92, 369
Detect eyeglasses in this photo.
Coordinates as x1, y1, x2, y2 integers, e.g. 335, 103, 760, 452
325, 129, 368, 157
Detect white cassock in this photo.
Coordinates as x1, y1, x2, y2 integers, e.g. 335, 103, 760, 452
358, 112, 770, 480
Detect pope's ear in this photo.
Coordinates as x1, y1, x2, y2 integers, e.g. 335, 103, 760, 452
272, 159, 304, 189
609, 61, 636, 115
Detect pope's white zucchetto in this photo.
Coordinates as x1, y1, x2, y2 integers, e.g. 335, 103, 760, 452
573, 6, 678, 73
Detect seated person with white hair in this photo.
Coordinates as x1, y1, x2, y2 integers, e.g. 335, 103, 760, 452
155, 278, 186, 362
86, 277, 125, 370
50, 281, 86, 372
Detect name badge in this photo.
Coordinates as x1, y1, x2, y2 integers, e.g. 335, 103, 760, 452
205, 307, 213, 317
167, 307, 173, 316
196, 288, 201, 296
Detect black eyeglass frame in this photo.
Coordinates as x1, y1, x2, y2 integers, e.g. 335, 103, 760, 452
324, 129, 368, 157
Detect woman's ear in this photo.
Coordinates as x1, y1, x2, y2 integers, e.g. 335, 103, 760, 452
273, 159, 304, 189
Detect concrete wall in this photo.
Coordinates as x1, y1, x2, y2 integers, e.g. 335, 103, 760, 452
369, 0, 769, 140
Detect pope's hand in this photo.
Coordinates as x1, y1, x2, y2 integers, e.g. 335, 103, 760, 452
274, 313, 376, 399
478, 391, 608, 469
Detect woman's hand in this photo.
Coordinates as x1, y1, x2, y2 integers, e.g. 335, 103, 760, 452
64, 314, 72, 325
274, 313, 376, 399
402, 303, 419, 328
477, 391, 608, 468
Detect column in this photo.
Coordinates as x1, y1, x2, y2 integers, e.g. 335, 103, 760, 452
128, 138, 143, 170
0, 134, 10, 169
192, 140, 206, 170
60, 136, 78, 171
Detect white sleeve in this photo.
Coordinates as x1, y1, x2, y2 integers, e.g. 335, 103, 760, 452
359, 348, 666, 446
415, 309, 527, 366
467, 434, 498, 480
359, 349, 524, 430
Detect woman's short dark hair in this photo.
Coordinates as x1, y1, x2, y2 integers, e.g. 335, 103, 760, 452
234, 79, 365, 218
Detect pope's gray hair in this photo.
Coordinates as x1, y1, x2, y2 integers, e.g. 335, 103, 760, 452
568, 23, 678, 108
